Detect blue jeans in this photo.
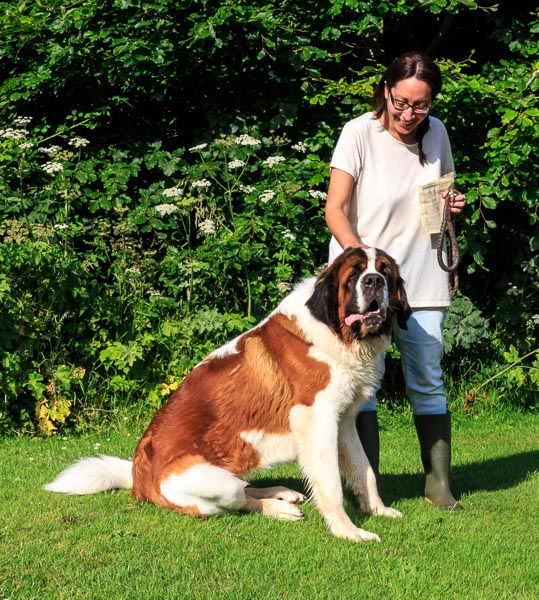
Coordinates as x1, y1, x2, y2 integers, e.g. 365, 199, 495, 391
361, 309, 447, 416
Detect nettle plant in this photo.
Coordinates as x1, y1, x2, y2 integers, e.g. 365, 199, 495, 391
0, 118, 329, 433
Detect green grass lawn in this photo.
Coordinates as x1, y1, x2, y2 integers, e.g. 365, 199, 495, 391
1, 410, 538, 599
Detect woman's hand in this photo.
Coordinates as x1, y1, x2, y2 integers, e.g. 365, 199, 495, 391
442, 190, 466, 215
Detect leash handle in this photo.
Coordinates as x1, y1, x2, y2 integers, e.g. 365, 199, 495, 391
437, 190, 461, 296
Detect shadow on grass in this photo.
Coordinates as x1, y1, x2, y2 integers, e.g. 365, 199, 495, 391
247, 450, 539, 507
381, 449, 539, 504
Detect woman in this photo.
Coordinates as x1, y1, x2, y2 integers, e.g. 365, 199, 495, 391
325, 51, 465, 510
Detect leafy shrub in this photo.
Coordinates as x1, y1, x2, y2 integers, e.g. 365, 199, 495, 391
442, 294, 490, 355
1, 3, 538, 431
0, 117, 330, 433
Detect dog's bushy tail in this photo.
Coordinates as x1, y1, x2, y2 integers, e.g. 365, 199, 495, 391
43, 455, 133, 495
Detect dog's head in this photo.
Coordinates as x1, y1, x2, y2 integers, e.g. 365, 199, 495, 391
306, 247, 411, 342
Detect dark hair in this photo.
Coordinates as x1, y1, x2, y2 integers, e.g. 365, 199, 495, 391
372, 52, 442, 165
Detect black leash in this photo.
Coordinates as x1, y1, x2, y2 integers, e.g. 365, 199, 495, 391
437, 190, 460, 297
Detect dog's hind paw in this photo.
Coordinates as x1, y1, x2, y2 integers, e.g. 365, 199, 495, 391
245, 485, 306, 504
244, 496, 305, 521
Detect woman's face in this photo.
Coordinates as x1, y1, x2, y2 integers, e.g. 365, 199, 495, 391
383, 77, 432, 144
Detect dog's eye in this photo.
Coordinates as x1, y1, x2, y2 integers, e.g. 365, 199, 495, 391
345, 268, 361, 288
378, 263, 391, 278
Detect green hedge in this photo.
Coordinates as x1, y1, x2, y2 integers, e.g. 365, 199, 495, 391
0, 1, 537, 433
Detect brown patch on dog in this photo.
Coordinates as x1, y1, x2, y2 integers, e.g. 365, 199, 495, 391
131, 312, 331, 505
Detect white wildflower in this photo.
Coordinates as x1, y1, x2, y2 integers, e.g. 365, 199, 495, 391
235, 134, 261, 147
14, 116, 32, 125
54, 223, 69, 230
292, 141, 307, 153
264, 155, 286, 168
162, 186, 183, 198
0, 128, 28, 141
228, 159, 245, 170
282, 229, 296, 242
20, 142, 34, 150
239, 184, 255, 194
277, 281, 292, 294
147, 289, 162, 297
68, 137, 90, 148
259, 189, 276, 204
42, 161, 64, 174
39, 145, 62, 156
191, 178, 212, 189
189, 143, 208, 152
155, 203, 179, 216
199, 219, 216, 236
308, 190, 328, 200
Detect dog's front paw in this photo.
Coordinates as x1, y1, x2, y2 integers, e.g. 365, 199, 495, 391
330, 523, 381, 543
358, 497, 403, 519
374, 505, 403, 519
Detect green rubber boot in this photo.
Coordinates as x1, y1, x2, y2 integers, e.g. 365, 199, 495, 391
356, 410, 380, 478
414, 412, 462, 511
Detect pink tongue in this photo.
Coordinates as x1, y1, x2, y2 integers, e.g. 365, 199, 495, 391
345, 314, 363, 326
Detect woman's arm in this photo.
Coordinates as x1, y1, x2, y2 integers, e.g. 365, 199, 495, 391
325, 168, 368, 249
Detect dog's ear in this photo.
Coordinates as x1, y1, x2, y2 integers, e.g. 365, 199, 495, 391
306, 268, 341, 334
395, 275, 412, 330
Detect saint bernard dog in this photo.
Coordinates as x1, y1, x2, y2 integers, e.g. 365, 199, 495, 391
45, 246, 411, 542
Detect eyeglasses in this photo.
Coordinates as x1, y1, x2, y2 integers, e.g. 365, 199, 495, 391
388, 88, 431, 115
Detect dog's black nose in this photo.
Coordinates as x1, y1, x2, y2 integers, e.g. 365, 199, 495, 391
362, 274, 384, 289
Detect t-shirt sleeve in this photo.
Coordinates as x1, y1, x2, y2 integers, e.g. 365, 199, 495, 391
329, 120, 364, 181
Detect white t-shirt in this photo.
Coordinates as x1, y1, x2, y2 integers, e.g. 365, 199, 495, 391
328, 112, 455, 307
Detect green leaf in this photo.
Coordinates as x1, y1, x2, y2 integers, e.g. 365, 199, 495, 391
481, 196, 497, 210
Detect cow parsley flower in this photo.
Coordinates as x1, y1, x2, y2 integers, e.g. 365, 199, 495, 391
259, 190, 276, 204
239, 184, 255, 194
228, 159, 245, 170
189, 143, 208, 152
264, 156, 286, 168
308, 190, 328, 200
282, 229, 296, 242
277, 281, 292, 294
155, 203, 179, 216
199, 219, 216, 236
292, 141, 307, 153
191, 179, 212, 189
42, 161, 64, 174
163, 186, 183, 198
14, 116, 32, 126
68, 137, 90, 148
0, 128, 28, 141
235, 134, 261, 147
39, 146, 62, 156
